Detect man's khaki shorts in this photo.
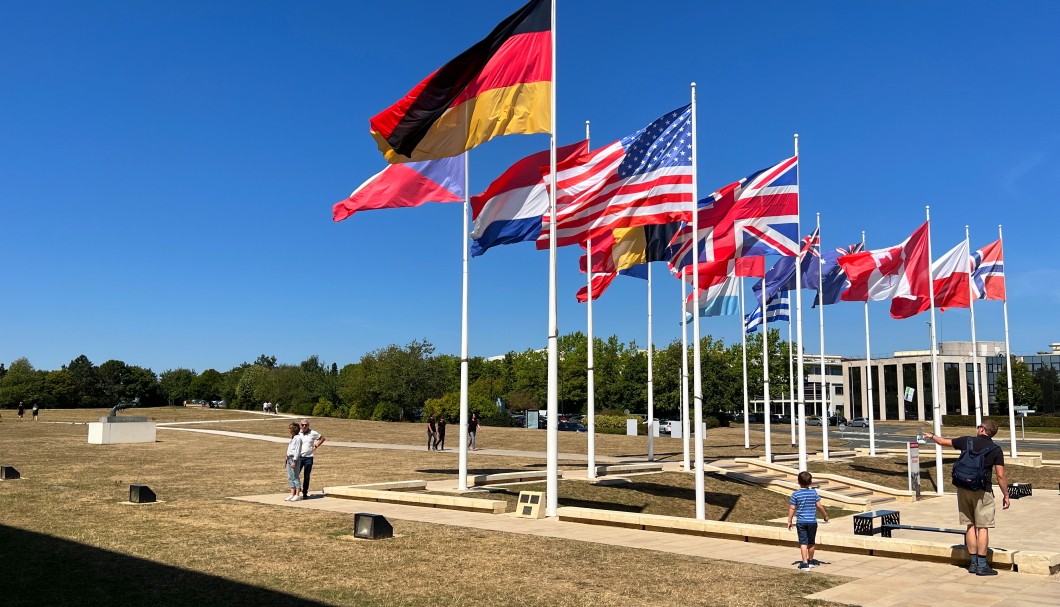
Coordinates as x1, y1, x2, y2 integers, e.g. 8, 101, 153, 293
956, 488, 995, 528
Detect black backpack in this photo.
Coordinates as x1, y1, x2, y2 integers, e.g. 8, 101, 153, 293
951, 438, 998, 491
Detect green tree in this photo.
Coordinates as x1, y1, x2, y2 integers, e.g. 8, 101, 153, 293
254, 355, 277, 369
1033, 366, 1059, 415
995, 357, 1042, 410
160, 368, 197, 405
44, 369, 78, 408
189, 369, 225, 402
235, 365, 270, 408
66, 354, 103, 406
0, 358, 45, 406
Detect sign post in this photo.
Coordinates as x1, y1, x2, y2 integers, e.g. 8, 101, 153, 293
907, 441, 921, 499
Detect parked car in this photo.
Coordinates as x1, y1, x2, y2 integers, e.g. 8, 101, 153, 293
848, 417, 870, 428
828, 415, 848, 427
557, 421, 588, 433
660, 420, 677, 434
805, 416, 823, 426
770, 414, 791, 424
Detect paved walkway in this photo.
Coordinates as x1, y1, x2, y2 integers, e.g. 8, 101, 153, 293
233, 492, 1058, 606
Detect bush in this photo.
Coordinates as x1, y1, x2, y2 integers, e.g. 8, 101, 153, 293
290, 401, 315, 416
705, 416, 721, 430
371, 401, 402, 422
942, 414, 1060, 429
311, 398, 334, 418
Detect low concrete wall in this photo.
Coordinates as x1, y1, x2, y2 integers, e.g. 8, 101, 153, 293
88, 421, 157, 445
324, 486, 508, 514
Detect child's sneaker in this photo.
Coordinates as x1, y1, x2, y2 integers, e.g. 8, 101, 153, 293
290, 495, 302, 502
797, 562, 812, 572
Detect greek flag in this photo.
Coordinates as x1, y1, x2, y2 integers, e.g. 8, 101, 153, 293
744, 292, 790, 333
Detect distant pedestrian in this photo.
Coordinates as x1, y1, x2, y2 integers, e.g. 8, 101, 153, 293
284, 422, 302, 501
435, 416, 447, 450
426, 415, 437, 451
17, 402, 25, 420
787, 471, 829, 572
31, 403, 39, 421
297, 419, 325, 499
468, 413, 479, 450
263, 402, 270, 414
922, 419, 1010, 576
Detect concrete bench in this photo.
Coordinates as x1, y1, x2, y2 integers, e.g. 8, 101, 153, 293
324, 486, 508, 514
469, 470, 548, 486
556, 506, 1060, 575
594, 462, 665, 476
352, 480, 428, 492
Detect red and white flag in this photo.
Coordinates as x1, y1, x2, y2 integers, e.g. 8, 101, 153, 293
576, 272, 617, 303
933, 240, 971, 310
838, 222, 931, 319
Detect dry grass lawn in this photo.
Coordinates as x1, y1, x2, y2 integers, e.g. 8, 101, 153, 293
0, 408, 853, 607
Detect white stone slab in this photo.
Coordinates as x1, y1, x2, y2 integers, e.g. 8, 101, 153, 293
88, 421, 157, 444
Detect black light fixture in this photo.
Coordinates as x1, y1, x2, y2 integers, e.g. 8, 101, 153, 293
354, 513, 393, 540
129, 484, 156, 503
0, 465, 19, 480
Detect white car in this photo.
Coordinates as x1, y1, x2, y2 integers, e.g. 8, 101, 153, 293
660, 420, 676, 434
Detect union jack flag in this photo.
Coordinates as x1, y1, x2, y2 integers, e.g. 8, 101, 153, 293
801, 227, 821, 258
668, 156, 799, 271
971, 239, 1005, 301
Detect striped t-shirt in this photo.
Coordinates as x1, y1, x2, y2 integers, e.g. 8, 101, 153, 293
790, 488, 820, 524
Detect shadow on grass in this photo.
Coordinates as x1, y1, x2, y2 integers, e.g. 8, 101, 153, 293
850, 464, 907, 478
0, 525, 332, 607
611, 480, 740, 521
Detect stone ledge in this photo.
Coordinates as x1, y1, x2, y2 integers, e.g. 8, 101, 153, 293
595, 463, 666, 476
351, 480, 428, 492
556, 507, 1058, 574
324, 486, 507, 514
469, 471, 549, 486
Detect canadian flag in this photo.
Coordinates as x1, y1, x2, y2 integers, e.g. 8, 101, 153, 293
933, 240, 971, 311
838, 222, 931, 319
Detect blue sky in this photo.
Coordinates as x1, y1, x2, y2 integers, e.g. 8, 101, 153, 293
3, 1, 1059, 374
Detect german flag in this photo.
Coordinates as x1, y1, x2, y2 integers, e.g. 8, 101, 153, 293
582, 222, 682, 275
370, 0, 551, 163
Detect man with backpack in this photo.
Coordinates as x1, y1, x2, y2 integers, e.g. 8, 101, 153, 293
923, 419, 1010, 576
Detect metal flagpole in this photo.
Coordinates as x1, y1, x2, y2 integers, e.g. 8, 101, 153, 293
585, 120, 596, 480
794, 134, 807, 471
762, 272, 773, 463
458, 151, 471, 490
691, 82, 706, 520
740, 278, 750, 449
817, 213, 828, 460
1000, 225, 1018, 458
681, 276, 690, 470
966, 225, 983, 427
788, 320, 796, 446
863, 230, 876, 457
647, 263, 655, 460
544, 0, 559, 517
926, 206, 944, 495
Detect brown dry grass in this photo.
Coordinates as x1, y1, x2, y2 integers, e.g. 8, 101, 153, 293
0, 408, 852, 607
810, 454, 1060, 493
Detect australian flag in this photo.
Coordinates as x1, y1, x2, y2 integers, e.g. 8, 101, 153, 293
806, 242, 866, 307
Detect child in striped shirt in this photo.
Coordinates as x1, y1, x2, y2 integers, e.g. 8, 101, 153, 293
787, 471, 829, 571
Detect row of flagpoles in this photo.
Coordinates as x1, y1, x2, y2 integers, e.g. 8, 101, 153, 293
332, 0, 1017, 516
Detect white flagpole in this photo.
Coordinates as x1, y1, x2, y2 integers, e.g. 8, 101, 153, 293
966, 225, 982, 427
817, 213, 828, 460
585, 120, 596, 480
740, 279, 750, 449
794, 134, 807, 471
762, 272, 773, 463
863, 229, 876, 457
647, 263, 655, 461
788, 319, 796, 446
681, 276, 690, 470
544, 0, 559, 517
1000, 225, 1018, 458
691, 82, 706, 520
458, 151, 471, 490
927, 206, 944, 495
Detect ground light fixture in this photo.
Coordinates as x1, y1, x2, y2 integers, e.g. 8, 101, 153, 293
354, 513, 393, 540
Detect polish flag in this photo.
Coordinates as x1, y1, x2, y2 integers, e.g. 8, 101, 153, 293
838, 222, 931, 319
933, 240, 971, 311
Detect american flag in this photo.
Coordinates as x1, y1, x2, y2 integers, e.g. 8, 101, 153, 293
971, 239, 1005, 301
668, 156, 800, 271
538, 105, 694, 249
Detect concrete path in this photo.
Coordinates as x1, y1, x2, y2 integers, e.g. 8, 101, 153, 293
233, 492, 1059, 606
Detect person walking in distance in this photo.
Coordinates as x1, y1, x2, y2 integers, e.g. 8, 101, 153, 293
17, 402, 25, 421
426, 414, 437, 451
284, 422, 302, 501
467, 413, 479, 451
435, 415, 447, 450
922, 419, 1010, 576
297, 419, 325, 499
31, 403, 39, 421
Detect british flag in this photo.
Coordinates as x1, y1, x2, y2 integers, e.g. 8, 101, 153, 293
971, 239, 1005, 301
668, 156, 799, 271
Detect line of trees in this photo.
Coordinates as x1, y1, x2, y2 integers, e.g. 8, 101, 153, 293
0, 331, 798, 424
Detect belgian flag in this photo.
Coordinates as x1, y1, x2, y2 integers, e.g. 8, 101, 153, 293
370, 0, 551, 163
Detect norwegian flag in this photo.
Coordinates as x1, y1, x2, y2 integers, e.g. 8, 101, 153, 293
668, 156, 800, 271
971, 239, 1006, 301
838, 222, 931, 319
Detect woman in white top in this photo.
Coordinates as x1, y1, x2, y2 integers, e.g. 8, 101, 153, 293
285, 422, 302, 501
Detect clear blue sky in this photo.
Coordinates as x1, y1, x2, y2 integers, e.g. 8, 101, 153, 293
3, 1, 1059, 374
